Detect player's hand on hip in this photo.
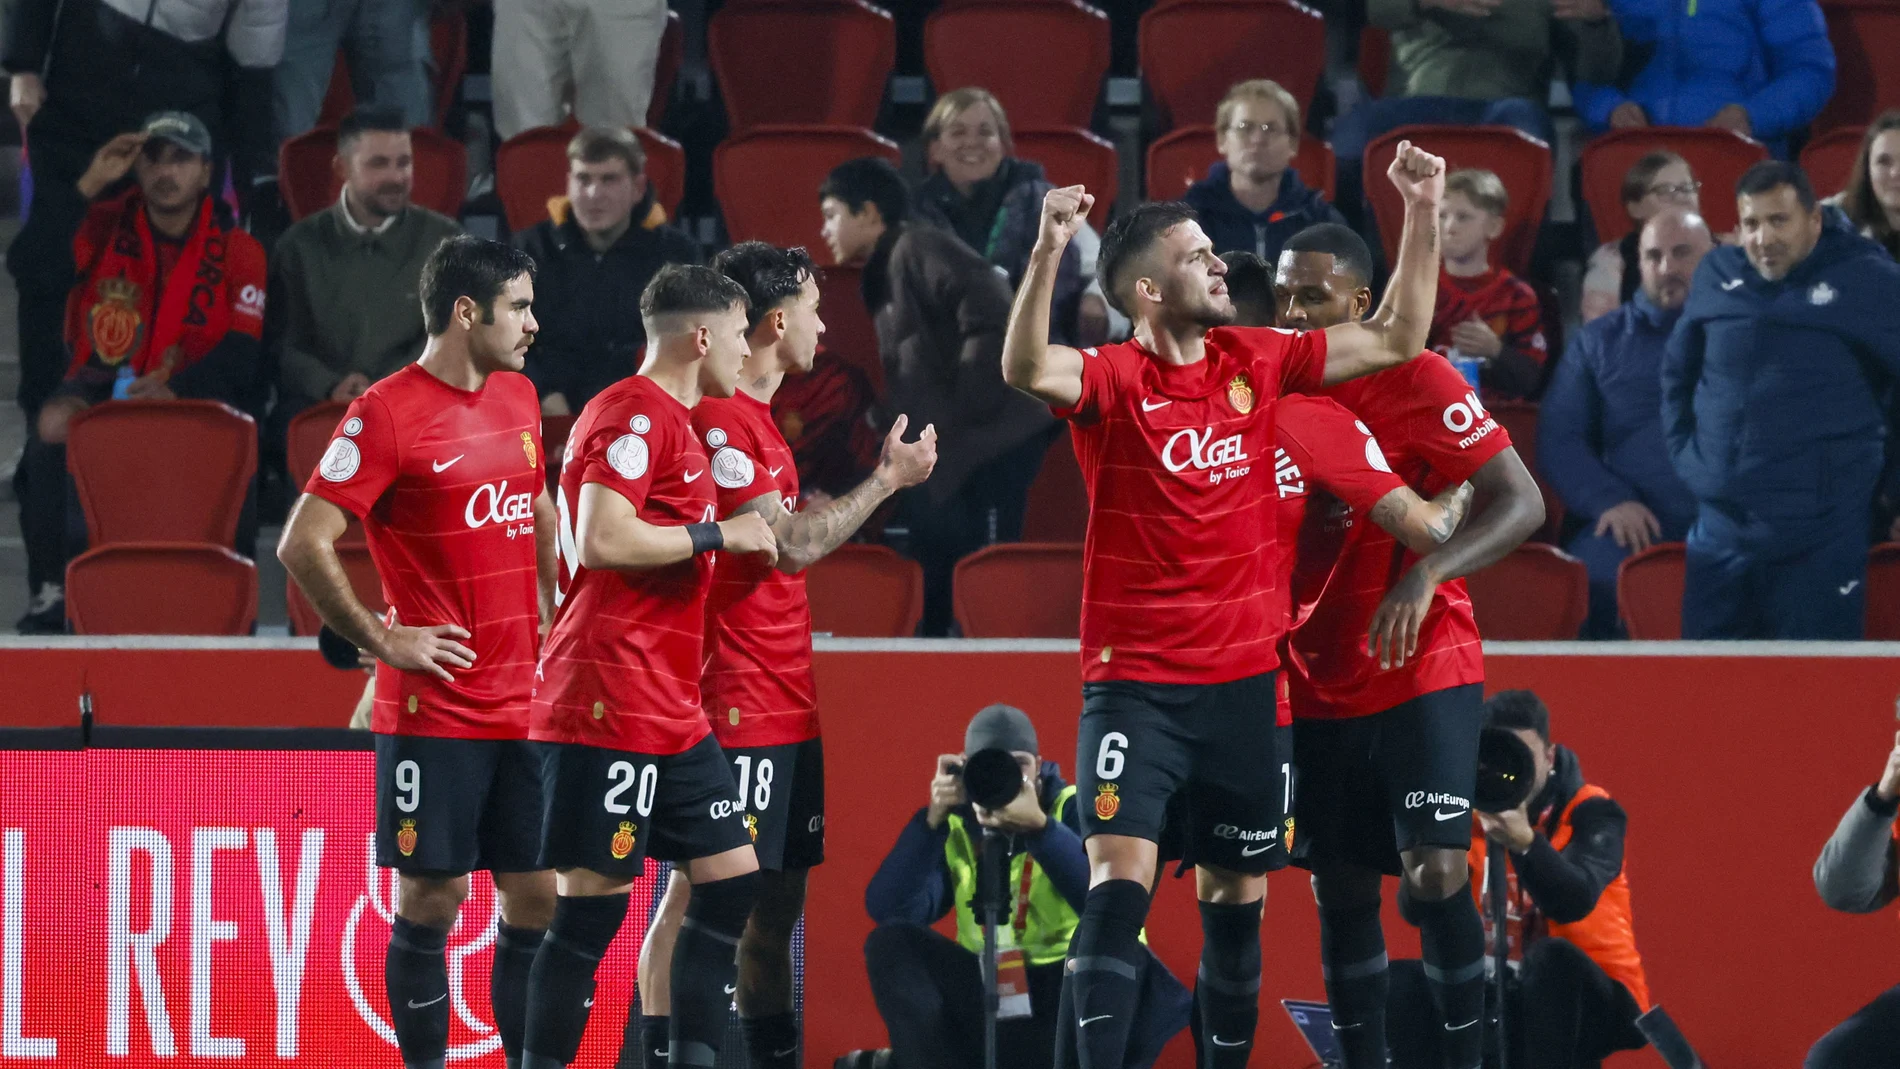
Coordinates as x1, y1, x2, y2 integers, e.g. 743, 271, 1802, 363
1037, 185, 1095, 253
1367, 564, 1438, 669
1875, 731, 1900, 803
718, 511, 779, 567
875, 414, 938, 490
378, 620, 476, 682
1387, 140, 1446, 208
928, 753, 968, 829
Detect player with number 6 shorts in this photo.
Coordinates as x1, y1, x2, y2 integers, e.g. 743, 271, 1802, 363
1000, 141, 1448, 1069
519, 265, 780, 1069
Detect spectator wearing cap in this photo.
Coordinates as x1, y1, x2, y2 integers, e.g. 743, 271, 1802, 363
1183, 80, 1347, 269
1574, 0, 1834, 156
266, 105, 462, 432
1663, 162, 1900, 639
511, 126, 700, 417
819, 157, 1056, 636
12, 113, 268, 633
490, 0, 669, 141
4, 0, 286, 420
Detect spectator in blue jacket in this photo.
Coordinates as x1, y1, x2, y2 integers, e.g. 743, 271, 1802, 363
1575, 0, 1835, 156
1184, 79, 1347, 266
1542, 208, 1710, 637
1662, 162, 1900, 639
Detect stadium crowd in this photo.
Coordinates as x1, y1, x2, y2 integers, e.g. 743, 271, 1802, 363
8, 0, 1900, 643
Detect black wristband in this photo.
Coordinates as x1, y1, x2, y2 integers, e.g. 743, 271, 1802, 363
686, 522, 724, 555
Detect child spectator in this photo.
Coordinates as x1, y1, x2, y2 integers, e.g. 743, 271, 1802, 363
1429, 169, 1548, 400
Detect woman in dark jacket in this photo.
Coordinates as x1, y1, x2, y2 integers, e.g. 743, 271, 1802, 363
1826, 110, 1900, 261
911, 87, 1115, 346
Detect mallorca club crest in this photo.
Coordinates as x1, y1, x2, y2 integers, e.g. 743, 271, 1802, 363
521, 431, 537, 470
87, 277, 144, 365
1094, 783, 1120, 820
1284, 816, 1297, 853
610, 821, 637, 860
1227, 373, 1255, 415
396, 819, 418, 857
744, 813, 760, 842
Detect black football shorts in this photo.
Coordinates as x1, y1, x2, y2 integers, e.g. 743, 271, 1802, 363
536, 734, 757, 879
373, 733, 544, 875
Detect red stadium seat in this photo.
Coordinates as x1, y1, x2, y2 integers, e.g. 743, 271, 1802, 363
1366, 125, 1550, 277
814, 264, 884, 393
806, 543, 924, 637
708, 1, 895, 134
715, 126, 902, 251
1465, 544, 1589, 640
315, 8, 468, 131
1139, 0, 1326, 133
1867, 542, 1900, 640
1144, 126, 1336, 204
1359, 24, 1391, 99
493, 123, 685, 232
1618, 542, 1687, 640
67, 543, 258, 636
1487, 401, 1563, 542
1815, 1, 1900, 135
67, 401, 256, 547
1580, 128, 1768, 242
924, 1, 1110, 130
1011, 128, 1118, 228
279, 125, 467, 221
650, 9, 684, 128
1022, 430, 1088, 543
1800, 125, 1865, 199
286, 543, 386, 637
953, 543, 1084, 638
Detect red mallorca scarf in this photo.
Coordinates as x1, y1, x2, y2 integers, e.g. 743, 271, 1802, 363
64, 191, 235, 379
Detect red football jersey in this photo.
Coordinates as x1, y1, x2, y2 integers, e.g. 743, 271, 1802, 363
1056, 327, 1326, 685
531, 376, 719, 755
1285, 353, 1513, 719
304, 364, 545, 740
693, 391, 818, 748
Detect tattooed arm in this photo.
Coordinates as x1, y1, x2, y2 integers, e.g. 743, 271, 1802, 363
736, 415, 940, 575
1366, 481, 1475, 556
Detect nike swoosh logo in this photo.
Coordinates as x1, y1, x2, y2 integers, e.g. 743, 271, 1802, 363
1841, 580, 1861, 595
773, 1047, 799, 1058
1721, 279, 1744, 291
583, 998, 594, 1008
724, 984, 737, 994
1211, 1036, 1248, 1048
1445, 1018, 1480, 1032
432, 455, 464, 472
1080, 1014, 1113, 1027
654, 1050, 669, 1059
1240, 843, 1274, 857
684, 469, 705, 482
407, 994, 447, 1009
1140, 397, 1172, 412
769, 466, 784, 477
1435, 808, 1469, 821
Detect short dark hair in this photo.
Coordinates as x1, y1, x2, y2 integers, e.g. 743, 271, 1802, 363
712, 242, 820, 333
1484, 689, 1551, 742
1736, 160, 1817, 211
819, 156, 909, 225
1098, 201, 1199, 316
640, 263, 749, 322
1218, 250, 1273, 317
338, 104, 408, 155
567, 126, 645, 176
419, 236, 537, 335
1282, 223, 1375, 288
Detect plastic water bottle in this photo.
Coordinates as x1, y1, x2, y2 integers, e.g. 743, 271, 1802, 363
110, 364, 135, 401
1448, 348, 1483, 390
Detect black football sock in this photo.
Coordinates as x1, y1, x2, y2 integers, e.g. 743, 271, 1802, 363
1409, 890, 1486, 1069
669, 872, 760, 1067
1195, 898, 1264, 1068
521, 893, 630, 1069
613, 1013, 669, 1069
740, 1012, 800, 1069
387, 916, 452, 1069
492, 923, 544, 1069
1054, 955, 1078, 1069
1319, 903, 1390, 1069
1069, 879, 1150, 1069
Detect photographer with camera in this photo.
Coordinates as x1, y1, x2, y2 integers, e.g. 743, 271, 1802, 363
846, 704, 1188, 1069
1807, 728, 1900, 1068
1388, 690, 1650, 1069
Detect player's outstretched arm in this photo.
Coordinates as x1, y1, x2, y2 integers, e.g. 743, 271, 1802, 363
1367, 448, 1544, 668
1366, 481, 1475, 556
277, 493, 474, 682
1321, 141, 1446, 385
532, 489, 558, 633
576, 481, 778, 571
735, 415, 939, 574
1002, 185, 1094, 409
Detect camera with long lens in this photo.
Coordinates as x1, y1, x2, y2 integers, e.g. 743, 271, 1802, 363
1474, 727, 1538, 813
950, 748, 1026, 810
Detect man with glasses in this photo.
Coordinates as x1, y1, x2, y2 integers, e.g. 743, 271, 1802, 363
1184, 80, 1347, 266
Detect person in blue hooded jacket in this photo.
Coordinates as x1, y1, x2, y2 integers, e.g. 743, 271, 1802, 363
1182, 79, 1347, 266
1662, 161, 1900, 639
1574, 0, 1835, 156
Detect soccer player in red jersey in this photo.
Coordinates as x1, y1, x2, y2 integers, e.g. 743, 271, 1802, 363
1000, 142, 1447, 1069
519, 265, 780, 1069
1272, 223, 1546, 1069
276, 235, 557, 1069
628, 242, 939, 1069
